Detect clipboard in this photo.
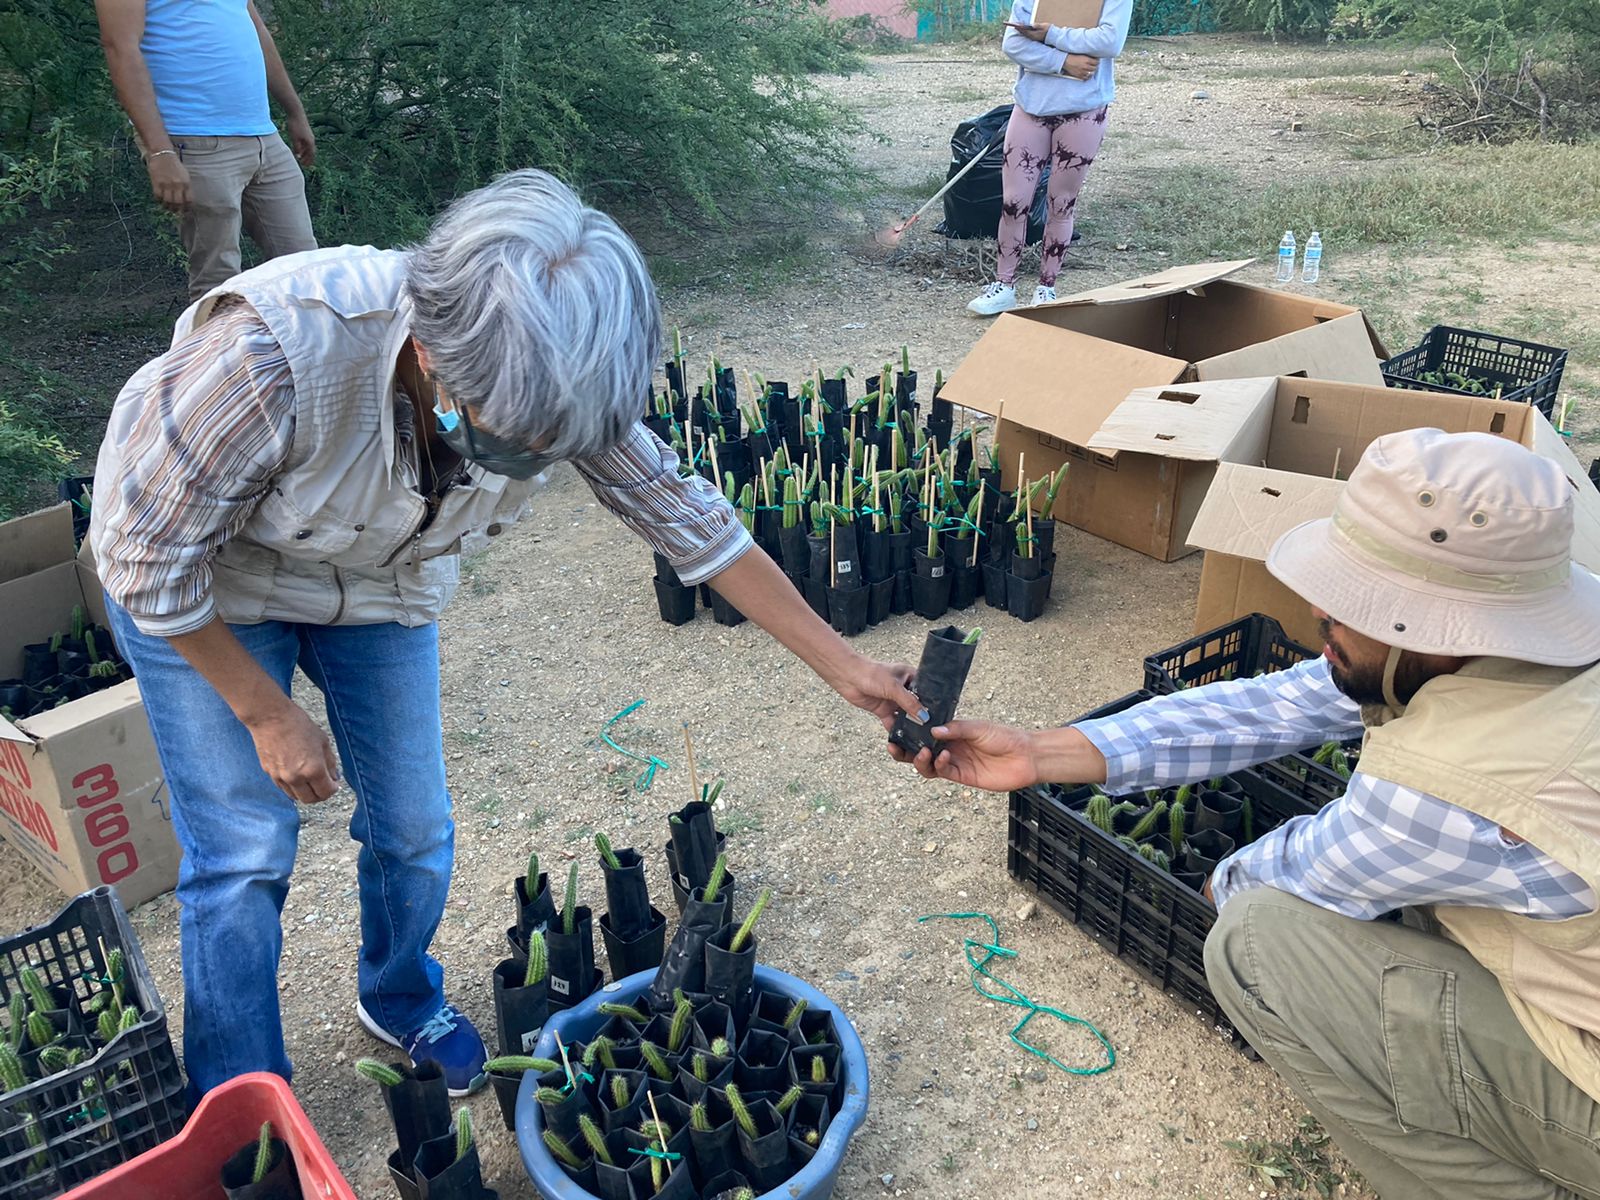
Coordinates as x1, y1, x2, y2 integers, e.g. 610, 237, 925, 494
1030, 0, 1105, 27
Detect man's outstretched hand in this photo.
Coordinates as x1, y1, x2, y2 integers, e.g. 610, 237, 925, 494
887, 719, 1040, 792
828, 653, 921, 732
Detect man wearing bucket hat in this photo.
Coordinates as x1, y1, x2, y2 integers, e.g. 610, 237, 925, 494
893, 428, 1600, 1197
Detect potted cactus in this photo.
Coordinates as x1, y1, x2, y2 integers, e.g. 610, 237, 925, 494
513, 849, 555, 946
493, 927, 550, 1060
911, 509, 951, 620
1005, 499, 1051, 622
546, 863, 602, 1011
220, 1120, 303, 1200
889, 626, 982, 760
411, 1107, 498, 1200
481, 1052, 558, 1132
356, 1057, 452, 1200
649, 856, 735, 1008
595, 833, 669, 980
822, 504, 868, 637
702, 887, 770, 1026
723, 1083, 789, 1193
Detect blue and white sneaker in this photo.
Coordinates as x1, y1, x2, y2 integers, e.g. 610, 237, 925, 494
357, 1001, 487, 1097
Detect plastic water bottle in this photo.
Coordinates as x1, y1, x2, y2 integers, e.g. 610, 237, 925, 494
1301, 232, 1322, 284
1275, 230, 1297, 283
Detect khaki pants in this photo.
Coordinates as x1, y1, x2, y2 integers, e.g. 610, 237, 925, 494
171, 132, 316, 300
1205, 888, 1600, 1200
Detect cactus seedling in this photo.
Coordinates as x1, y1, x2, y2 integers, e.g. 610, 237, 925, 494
583, 1035, 617, 1072
579, 1114, 614, 1165
483, 1055, 559, 1075
1127, 800, 1167, 842
119, 1005, 140, 1032
668, 993, 694, 1053
38, 1045, 71, 1075
28, 1010, 57, 1049
98, 1008, 119, 1044
640, 1041, 673, 1081
782, 999, 808, 1030
543, 1129, 585, 1168
562, 861, 580, 936
525, 930, 548, 987
20, 966, 52, 1014
710, 1036, 730, 1057
805, 1129, 821, 1148
775, 1085, 804, 1115
453, 1107, 473, 1163
6, 992, 24, 1050
610, 1073, 630, 1108
535, 1086, 569, 1105
690, 1101, 712, 1132
595, 833, 621, 870
961, 627, 983, 645
728, 889, 771, 954
356, 1058, 404, 1087
724, 1084, 758, 1138
598, 1002, 649, 1024
691, 1053, 712, 1082
810, 1054, 828, 1084
252, 1122, 274, 1185
1085, 791, 1113, 834
702, 853, 728, 905
0, 1041, 26, 1091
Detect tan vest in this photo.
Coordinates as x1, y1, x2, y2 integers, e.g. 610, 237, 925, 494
1359, 656, 1600, 1102
97, 246, 533, 628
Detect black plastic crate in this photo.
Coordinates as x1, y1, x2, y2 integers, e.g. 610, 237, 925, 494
1382, 325, 1567, 419
1143, 613, 1314, 693
1144, 615, 1355, 807
1007, 765, 1319, 1044
0, 887, 187, 1198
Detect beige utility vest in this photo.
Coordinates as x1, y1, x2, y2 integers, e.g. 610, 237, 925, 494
1359, 656, 1600, 1102
114, 246, 533, 627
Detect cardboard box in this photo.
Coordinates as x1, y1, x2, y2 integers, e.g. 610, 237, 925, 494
1185, 379, 1600, 648
0, 504, 177, 907
939, 260, 1391, 560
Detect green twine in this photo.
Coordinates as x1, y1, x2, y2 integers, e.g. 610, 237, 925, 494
628, 1147, 682, 1163
600, 700, 669, 792
918, 912, 1115, 1078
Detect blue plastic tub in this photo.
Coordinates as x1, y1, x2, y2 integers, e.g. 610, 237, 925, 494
515, 965, 869, 1200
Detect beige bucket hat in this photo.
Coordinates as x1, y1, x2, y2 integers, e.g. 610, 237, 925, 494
1267, 427, 1600, 666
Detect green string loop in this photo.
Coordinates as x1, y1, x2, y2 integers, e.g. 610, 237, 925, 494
599, 700, 669, 792
628, 1147, 683, 1162
919, 912, 1115, 1078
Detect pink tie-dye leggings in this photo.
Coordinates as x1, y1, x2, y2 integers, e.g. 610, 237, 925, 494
995, 103, 1109, 288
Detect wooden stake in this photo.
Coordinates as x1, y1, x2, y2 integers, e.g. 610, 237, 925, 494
708, 428, 723, 491
647, 1091, 673, 1175
1026, 489, 1034, 555
830, 522, 838, 589
555, 1031, 577, 1091
972, 484, 985, 567
682, 724, 700, 806
1331, 447, 1342, 480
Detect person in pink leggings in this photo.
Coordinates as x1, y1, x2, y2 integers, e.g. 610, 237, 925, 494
969, 0, 1132, 315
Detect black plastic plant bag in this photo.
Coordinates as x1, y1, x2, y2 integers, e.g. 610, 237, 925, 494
597, 1068, 649, 1133
734, 1096, 790, 1193
702, 1170, 753, 1200
600, 907, 669, 982
668, 802, 720, 894
734, 1028, 793, 1094
546, 907, 600, 1011
221, 1136, 304, 1200
647, 891, 729, 1008
687, 1093, 738, 1183
535, 1066, 590, 1143
890, 625, 978, 759
379, 1060, 452, 1176
412, 1131, 498, 1200
515, 871, 555, 940
492, 959, 549, 1056
701, 926, 757, 1027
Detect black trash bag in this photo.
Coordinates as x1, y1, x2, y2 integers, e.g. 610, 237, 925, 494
934, 104, 1049, 243
221, 1135, 304, 1200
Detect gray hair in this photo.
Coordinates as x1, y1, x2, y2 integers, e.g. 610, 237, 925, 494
406, 169, 661, 461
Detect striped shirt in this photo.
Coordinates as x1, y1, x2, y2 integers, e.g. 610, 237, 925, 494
93, 303, 751, 634
1075, 658, 1596, 921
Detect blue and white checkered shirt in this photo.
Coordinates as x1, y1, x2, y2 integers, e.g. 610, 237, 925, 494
1075, 658, 1595, 921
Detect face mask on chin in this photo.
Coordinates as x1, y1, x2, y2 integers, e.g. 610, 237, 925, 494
433, 401, 554, 481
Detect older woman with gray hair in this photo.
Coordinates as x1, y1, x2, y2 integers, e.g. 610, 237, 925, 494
89, 169, 919, 1101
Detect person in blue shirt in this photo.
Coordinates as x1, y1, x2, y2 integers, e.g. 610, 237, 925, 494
968, 0, 1133, 315
97, 0, 318, 299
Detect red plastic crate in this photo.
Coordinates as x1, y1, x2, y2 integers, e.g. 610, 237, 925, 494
58, 1072, 355, 1200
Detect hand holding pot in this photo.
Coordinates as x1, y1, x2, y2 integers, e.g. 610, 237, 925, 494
890, 719, 1041, 791
825, 653, 920, 732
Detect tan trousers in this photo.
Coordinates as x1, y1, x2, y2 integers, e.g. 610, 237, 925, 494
1205, 888, 1600, 1200
171, 131, 316, 300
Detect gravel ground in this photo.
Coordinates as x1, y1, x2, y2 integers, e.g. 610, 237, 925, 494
7, 32, 1572, 1200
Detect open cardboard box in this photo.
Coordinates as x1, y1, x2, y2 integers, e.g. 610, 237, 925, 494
1185, 378, 1600, 648
0, 503, 177, 907
939, 260, 1391, 560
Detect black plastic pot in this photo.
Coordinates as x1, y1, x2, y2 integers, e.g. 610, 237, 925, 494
492, 958, 549, 1056
734, 1095, 790, 1193
599, 849, 653, 940
802, 575, 831, 621
221, 1135, 303, 1200
947, 556, 980, 609
546, 908, 601, 1011
885, 529, 913, 575
702, 926, 757, 1027
647, 890, 729, 1008
890, 625, 979, 760
668, 801, 720, 893
0, 679, 34, 719
689, 1093, 739, 1183
413, 1129, 498, 1200
911, 548, 950, 619
677, 1050, 736, 1104
734, 1028, 793, 1094
703, 1171, 754, 1200
535, 1066, 590, 1143
487, 1065, 527, 1132
512, 868, 552, 942
858, 526, 889, 584
1010, 550, 1042, 581
1111, 804, 1152, 837
981, 560, 1007, 608
597, 1067, 649, 1133
653, 577, 696, 626
1184, 828, 1237, 874
21, 643, 56, 687
792, 1043, 841, 1102
1195, 789, 1244, 837
708, 589, 745, 628
1006, 570, 1050, 622
380, 1059, 452, 1182
599, 907, 668, 982
778, 523, 810, 576
890, 569, 913, 616
867, 577, 895, 626
826, 584, 869, 636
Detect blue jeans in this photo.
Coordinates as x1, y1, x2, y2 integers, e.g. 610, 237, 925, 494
106, 604, 453, 1096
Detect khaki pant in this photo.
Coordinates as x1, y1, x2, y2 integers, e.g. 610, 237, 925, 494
1205, 888, 1600, 1200
171, 132, 316, 300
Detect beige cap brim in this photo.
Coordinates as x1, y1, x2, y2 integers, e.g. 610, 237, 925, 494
1267, 516, 1600, 667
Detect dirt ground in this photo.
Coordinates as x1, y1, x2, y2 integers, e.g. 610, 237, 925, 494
6, 34, 1600, 1200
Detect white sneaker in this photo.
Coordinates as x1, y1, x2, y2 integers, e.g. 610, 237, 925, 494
1032, 285, 1057, 306
967, 282, 1017, 316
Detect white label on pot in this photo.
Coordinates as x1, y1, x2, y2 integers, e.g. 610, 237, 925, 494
521, 1026, 544, 1053
931, 566, 944, 578
837, 561, 852, 574
550, 975, 570, 996
677, 873, 691, 890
